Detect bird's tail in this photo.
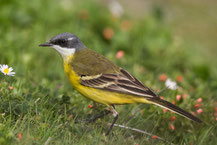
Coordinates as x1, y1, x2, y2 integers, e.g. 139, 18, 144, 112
148, 97, 202, 123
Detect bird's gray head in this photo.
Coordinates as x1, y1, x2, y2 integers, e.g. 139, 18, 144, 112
39, 33, 86, 58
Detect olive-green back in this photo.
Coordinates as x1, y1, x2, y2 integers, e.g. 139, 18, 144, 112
70, 48, 120, 76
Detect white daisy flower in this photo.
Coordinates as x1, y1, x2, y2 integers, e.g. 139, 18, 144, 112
0, 64, 15, 76
109, 0, 124, 18
165, 78, 178, 90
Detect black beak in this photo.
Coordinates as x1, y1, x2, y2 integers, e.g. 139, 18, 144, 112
39, 42, 52, 47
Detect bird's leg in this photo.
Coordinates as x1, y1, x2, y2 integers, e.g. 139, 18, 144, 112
75, 109, 111, 123
85, 109, 111, 123
106, 105, 118, 136
75, 101, 112, 123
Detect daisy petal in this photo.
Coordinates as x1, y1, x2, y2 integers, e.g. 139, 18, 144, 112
165, 78, 178, 90
9, 67, 13, 71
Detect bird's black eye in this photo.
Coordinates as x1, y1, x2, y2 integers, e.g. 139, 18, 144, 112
60, 39, 66, 44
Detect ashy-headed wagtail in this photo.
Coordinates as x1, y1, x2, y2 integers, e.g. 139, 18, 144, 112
39, 33, 202, 135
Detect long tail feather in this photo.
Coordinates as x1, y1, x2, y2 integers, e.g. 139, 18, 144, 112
149, 98, 202, 123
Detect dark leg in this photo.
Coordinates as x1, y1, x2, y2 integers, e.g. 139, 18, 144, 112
106, 105, 119, 136
75, 109, 111, 123
85, 110, 111, 123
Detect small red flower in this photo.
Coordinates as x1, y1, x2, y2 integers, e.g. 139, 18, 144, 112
196, 108, 203, 114
194, 104, 201, 108
215, 106, 217, 112
182, 94, 188, 99
172, 100, 176, 105
191, 112, 196, 116
8, 86, 14, 90
88, 105, 93, 108
116, 50, 124, 59
159, 74, 167, 82
18, 133, 22, 140
176, 75, 183, 83
121, 20, 132, 31
216, 117, 217, 121
171, 116, 176, 121
78, 9, 89, 20
170, 124, 175, 131
160, 96, 164, 100
103, 27, 114, 40
163, 109, 168, 113
176, 94, 181, 101
196, 98, 202, 103
152, 136, 158, 139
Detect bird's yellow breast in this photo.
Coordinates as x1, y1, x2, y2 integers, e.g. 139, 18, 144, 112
63, 56, 151, 106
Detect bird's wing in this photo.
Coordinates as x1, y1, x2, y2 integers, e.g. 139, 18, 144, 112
80, 68, 203, 123
80, 68, 157, 98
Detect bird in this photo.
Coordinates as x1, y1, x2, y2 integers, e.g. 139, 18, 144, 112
39, 32, 202, 135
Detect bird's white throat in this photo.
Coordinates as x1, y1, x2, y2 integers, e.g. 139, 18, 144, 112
51, 45, 76, 59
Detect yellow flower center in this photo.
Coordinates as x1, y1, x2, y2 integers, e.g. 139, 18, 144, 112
3, 68, 9, 74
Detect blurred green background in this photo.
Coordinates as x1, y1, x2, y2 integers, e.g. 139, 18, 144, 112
0, 0, 216, 144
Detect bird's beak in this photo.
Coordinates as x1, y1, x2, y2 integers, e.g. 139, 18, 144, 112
39, 42, 52, 47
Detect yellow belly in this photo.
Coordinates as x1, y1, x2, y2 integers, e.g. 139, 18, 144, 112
63, 61, 151, 106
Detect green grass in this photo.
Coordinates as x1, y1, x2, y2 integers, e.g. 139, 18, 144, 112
0, 0, 216, 144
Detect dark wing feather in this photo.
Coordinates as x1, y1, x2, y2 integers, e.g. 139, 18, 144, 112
80, 68, 157, 98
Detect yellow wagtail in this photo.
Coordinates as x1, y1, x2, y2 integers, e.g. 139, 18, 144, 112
39, 33, 202, 135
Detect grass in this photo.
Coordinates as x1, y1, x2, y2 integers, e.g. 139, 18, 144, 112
0, 0, 216, 144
